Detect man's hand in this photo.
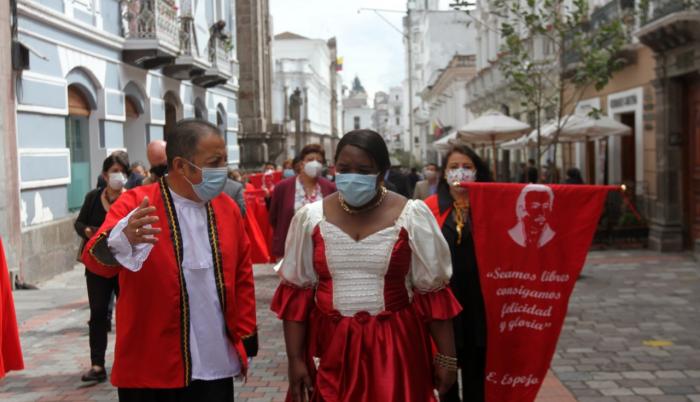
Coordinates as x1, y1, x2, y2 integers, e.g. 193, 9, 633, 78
124, 197, 161, 245
288, 357, 313, 402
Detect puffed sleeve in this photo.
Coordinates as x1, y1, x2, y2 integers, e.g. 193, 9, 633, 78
405, 200, 462, 321
270, 202, 321, 321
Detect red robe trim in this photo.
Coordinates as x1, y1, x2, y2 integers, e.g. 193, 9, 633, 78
82, 178, 257, 388
0, 238, 23, 379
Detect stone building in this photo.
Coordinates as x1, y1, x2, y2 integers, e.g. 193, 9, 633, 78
9, 0, 241, 283
236, 0, 276, 169
636, 2, 700, 254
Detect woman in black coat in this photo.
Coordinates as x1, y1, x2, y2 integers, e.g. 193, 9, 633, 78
74, 153, 129, 382
425, 144, 492, 402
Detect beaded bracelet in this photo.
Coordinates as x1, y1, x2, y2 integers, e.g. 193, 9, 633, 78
434, 353, 459, 372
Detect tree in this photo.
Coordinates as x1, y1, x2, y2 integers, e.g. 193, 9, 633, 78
454, 0, 628, 179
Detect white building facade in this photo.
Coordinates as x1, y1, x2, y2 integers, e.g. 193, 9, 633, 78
373, 87, 404, 153
12, 0, 241, 282
403, 3, 476, 163
421, 54, 477, 163
342, 77, 374, 134
271, 32, 340, 159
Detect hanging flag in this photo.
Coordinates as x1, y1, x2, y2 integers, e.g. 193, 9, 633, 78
464, 183, 614, 402
0, 237, 24, 379
336, 56, 344, 72
432, 118, 444, 137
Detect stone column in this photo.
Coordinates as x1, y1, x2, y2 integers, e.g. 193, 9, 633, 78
0, 3, 22, 283
648, 65, 684, 252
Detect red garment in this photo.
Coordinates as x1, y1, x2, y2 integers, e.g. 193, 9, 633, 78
271, 226, 461, 402
0, 238, 23, 379
424, 194, 450, 228
82, 179, 257, 388
243, 203, 271, 264
245, 188, 273, 256
268, 176, 336, 258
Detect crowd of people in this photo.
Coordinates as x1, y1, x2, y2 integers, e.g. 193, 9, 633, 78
71, 118, 589, 402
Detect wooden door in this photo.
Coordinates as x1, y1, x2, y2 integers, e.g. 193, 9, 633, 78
686, 81, 700, 245
620, 113, 636, 193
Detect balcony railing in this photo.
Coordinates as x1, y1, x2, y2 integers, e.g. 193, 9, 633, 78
121, 0, 179, 48
209, 35, 232, 75
179, 15, 195, 57
562, 0, 635, 69
641, 0, 700, 25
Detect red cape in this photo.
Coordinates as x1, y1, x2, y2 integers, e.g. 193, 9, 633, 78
0, 237, 24, 379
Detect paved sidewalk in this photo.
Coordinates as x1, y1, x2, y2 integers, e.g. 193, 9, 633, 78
0, 250, 698, 401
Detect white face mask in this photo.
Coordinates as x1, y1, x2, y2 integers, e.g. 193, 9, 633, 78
446, 168, 476, 185
423, 170, 437, 180
108, 172, 127, 190
303, 160, 323, 178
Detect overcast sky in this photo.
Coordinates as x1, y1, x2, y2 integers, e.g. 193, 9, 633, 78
269, 0, 453, 99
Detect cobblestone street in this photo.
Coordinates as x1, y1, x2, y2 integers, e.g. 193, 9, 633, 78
0, 250, 698, 401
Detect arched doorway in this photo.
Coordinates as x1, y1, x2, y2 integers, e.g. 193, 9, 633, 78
163, 92, 181, 142
66, 85, 92, 211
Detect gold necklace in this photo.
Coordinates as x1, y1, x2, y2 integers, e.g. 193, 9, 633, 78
453, 201, 469, 245
339, 186, 388, 215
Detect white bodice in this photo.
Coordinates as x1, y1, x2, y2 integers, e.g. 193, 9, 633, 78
275, 199, 454, 317
319, 222, 398, 316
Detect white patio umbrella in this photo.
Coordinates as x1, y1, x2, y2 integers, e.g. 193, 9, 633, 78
535, 114, 632, 143
457, 111, 530, 176
500, 134, 532, 150
432, 130, 458, 152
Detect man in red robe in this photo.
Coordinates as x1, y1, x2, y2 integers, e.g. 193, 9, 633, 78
83, 119, 257, 402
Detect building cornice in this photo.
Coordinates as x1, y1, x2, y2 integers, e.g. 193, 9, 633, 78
18, 0, 125, 51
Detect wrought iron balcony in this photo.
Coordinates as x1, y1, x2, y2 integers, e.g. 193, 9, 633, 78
192, 33, 233, 88
637, 0, 700, 52
121, 0, 180, 69
562, 0, 636, 71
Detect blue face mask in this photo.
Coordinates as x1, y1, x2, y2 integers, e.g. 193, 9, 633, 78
335, 173, 379, 207
283, 169, 295, 178
183, 159, 228, 202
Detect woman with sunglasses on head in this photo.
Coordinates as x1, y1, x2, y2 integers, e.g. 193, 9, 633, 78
272, 129, 461, 402
424, 144, 492, 402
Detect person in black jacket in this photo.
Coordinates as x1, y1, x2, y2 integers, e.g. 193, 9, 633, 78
74, 153, 129, 383
427, 144, 492, 402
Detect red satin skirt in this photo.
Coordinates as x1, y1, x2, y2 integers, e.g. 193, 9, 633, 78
272, 284, 461, 402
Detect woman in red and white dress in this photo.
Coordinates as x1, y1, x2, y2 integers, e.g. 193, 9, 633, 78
271, 129, 462, 402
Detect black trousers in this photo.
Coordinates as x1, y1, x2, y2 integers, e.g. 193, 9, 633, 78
442, 346, 487, 402
85, 269, 119, 367
118, 377, 234, 402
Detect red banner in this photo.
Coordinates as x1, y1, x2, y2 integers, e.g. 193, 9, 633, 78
465, 183, 612, 402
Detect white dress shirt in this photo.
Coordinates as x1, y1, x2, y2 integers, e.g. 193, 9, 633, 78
107, 189, 241, 380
